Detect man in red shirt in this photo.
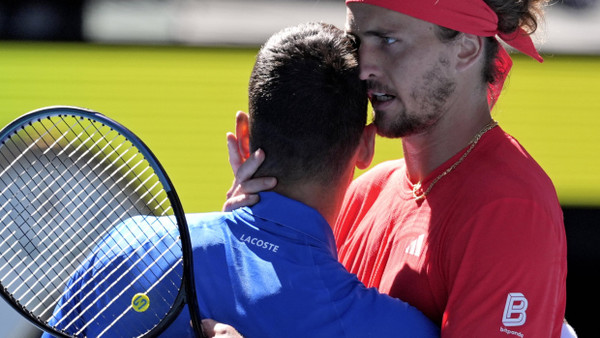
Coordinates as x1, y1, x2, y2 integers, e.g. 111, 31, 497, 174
222, 0, 568, 336
330, 1, 567, 336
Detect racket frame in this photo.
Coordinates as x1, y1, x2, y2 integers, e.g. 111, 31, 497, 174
0, 106, 204, 338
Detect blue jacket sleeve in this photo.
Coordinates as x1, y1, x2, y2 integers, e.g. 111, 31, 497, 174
321, 255, 440, 337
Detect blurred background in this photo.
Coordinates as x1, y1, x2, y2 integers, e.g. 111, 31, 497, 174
0, 0, 598, 336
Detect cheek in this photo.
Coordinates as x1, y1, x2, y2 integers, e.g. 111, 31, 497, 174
413, 62, 457, 113
386, 48, 430, 84
400, 52, 452, 93
388, 58, 424, 101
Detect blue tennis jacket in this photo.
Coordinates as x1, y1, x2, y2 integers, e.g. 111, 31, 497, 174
45, 192, 439, 337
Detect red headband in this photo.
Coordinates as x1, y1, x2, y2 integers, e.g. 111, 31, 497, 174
346, 0, 543, 107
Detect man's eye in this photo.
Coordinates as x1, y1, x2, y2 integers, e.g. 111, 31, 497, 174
382, 37, 397, 45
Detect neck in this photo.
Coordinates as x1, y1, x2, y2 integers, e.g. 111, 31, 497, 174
402, 102, 492, 184
274, 178, 349, 227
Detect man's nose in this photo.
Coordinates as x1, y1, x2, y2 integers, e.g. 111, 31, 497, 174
358, 45, 381, 80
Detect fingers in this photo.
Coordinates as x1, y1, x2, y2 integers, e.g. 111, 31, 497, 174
226, 133, 266, 180
201, 319, 218, 336
227, 132, 243, 175
201, 319, 244, 338
224, 139, 277, 212
225, 175, 277, 200
235, 149, 265, 182
223, 177, 276, 212
223, 194, 260, 212
239, 177, 278, 195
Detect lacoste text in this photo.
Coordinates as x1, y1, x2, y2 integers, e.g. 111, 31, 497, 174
240, 234, 279, 253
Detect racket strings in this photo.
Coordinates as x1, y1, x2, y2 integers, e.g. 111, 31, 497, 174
0, 122, 96, 310
0, 129, 108, 268
95, 255, 184, 338
61, 116, 183, 329
6, 118, 148, 254
1, 120, 141, 290
30, 201, 180, 319
0, 114, 67, 179
0, 117, 110, 238
74, 235, 182, 336
25, 120, 127, 220
58, 225, 180, 331
24, 184, 167, 311
0, 114, 185, 336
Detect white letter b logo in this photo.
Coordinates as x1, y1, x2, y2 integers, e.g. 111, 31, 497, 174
502, 292, 528, 327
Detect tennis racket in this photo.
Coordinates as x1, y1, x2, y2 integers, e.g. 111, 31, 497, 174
0, 106, 205, 337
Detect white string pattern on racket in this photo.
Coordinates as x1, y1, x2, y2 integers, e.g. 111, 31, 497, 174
0, 114, 184, 337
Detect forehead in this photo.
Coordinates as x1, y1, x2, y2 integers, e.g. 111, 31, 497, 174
345, 3, 434, 35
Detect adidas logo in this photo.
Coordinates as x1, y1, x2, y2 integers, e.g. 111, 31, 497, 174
405, 234, 425, 257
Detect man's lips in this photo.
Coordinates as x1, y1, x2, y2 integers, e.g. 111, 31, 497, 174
368, 91, 396, 109
369, 92, 395, 103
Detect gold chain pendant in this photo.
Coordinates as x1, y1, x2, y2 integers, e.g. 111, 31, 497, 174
412, 121, 498, 201
412, 181, 425, 201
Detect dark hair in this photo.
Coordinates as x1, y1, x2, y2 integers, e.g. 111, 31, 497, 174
435, 0, 547, 86
248, 22, 367, 187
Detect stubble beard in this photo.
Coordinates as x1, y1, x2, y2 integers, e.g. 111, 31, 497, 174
373, 59, 457, 139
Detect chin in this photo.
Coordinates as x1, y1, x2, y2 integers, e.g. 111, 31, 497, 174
373, 112, 413, 138
374, 122, 406, 139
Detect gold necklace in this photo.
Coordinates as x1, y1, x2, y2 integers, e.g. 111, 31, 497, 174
412, 120, 498, 201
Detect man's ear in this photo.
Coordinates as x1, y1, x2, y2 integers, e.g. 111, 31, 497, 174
356, 124, 376, 170
235, 111, 251, 160
456, 33, 485, 72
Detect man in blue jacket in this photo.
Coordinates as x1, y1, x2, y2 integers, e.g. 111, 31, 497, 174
44, 22, 438, 337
